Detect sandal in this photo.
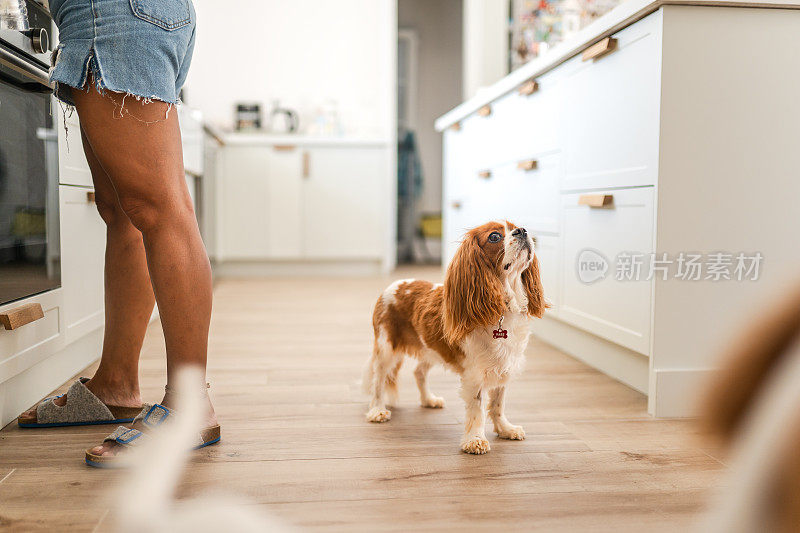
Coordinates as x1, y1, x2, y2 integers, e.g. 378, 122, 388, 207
17, 378, 143, 428
84, 403, 221, 468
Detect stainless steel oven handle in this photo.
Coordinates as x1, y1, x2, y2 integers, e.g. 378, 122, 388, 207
0, 45, 52, 88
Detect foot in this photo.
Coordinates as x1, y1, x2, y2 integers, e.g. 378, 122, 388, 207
19, 375, 142, 421
461, 436, 491, 454
88, 390, 217, 458
420, 395, 445, 409
366, 406, 391, 423
496, 424, 526, 440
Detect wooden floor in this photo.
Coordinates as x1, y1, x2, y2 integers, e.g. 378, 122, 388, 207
0, 268, 724, 531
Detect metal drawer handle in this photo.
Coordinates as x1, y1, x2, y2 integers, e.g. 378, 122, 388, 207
450, 122, 461, 131
478, 170, 492, 179
582, 37, 618, 61
1, 303, 45, 331
86, 191, 96, 203
578, 194, 614, 208
451, 201, 462, 210
273, 145, 296, 152
518, 79, 539, 96
517, 159, 538, 172
477, 105, 492, 117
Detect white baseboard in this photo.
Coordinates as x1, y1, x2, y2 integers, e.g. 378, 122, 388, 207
214, 259, 383, 278
0, 327, 102, 429
531, 314, 650, 394
648, 367, 715, 418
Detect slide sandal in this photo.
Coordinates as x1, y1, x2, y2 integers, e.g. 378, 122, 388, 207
17, 378, 143, 428
85, 403, 221, 468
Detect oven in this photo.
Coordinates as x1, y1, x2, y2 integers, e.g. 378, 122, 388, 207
0, 0, 59, 306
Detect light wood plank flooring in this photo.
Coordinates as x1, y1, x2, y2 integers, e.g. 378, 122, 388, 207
0, 268, 724, 531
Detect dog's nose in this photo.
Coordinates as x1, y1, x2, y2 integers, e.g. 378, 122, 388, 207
512, 227, 527, 238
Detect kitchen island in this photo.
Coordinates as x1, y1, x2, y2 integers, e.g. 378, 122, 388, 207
436, 0, 800, 416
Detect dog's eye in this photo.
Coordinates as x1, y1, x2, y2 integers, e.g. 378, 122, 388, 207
488, 232, 502, 243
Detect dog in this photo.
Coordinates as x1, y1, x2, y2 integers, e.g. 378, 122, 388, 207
364, 221, 547, 454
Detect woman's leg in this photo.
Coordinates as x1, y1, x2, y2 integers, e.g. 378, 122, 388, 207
70, 84, 216, 455
80, 129, 153, 406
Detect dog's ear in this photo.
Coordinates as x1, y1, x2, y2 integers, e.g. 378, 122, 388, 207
522, 252, 549, 318
443, 232, 505, 345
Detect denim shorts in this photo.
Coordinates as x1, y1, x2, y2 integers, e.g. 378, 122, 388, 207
49, 0, 196, 106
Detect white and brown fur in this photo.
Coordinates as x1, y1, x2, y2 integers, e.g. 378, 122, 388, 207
364, 221, 547, 454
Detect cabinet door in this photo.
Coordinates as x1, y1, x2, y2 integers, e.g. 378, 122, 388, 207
218, 146, 271, 259
266, 147, 303, 259
442, 129, 473, 266
60, 185, 105, 342
57, 109, 93, 188
560, 187, 655, 354
302, 147, 386, 259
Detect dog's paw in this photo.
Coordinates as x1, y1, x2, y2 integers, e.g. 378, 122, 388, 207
366, 407, 392, 423
497, 425, 525, 440
421, 395, 445, 409
460, 436, 491, 455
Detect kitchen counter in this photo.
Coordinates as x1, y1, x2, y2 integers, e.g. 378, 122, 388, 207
221, 132, 390, 148
435, 0, 800, 131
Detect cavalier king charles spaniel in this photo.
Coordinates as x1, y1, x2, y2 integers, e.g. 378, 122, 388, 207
364, 221, 547, 454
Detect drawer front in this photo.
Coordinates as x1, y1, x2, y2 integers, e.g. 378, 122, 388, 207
59, 185, 106, 342
561, 11, 662, 191
443, 129, 473, 265
559, 187, 655, 354
57, 109, 93, 188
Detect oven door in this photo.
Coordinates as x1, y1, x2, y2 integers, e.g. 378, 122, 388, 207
0, 41, 60, 305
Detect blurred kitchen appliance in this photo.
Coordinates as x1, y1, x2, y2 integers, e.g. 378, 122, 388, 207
0, 0, 60, 305
269, 100, 298, 134
235, 102, 261, 131
0, 0, 29, 31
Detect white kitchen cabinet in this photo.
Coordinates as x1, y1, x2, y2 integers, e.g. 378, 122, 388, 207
59, 185, 106, 344
302, 147, 385, 259
217, 137, 389, 268
560, 187, 654, 354
437, 4, 800, 416
56, 108, 93, 188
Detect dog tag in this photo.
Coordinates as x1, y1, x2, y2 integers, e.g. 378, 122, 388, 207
493, 315, 507, 339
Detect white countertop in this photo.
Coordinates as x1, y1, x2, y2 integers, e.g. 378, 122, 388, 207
435, 0, 800, 131
220, 132, 391, 148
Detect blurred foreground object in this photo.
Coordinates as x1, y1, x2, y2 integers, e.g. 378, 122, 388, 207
701, 286, 800, 533
0, 0, 29, 30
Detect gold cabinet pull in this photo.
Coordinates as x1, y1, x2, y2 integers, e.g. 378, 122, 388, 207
302, 151, 310, 179
578, 194, 614, 207
517, 159, 538, 171
450, 122, 461, 131
582, 37, 618, 61
518, 79, 539, 96
478, 170, 492, 179
1, 303, 45, 331
451, 201, 462, 210
477, 105, 492, 117
273, 145, 296, 152
86, 191, 96, 203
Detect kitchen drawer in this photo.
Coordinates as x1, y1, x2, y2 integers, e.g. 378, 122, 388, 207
457, 106, 501, 173
0, 291, 64, 383
561, 10, 662, 191
532, 233, 560, 312
57, 107, 93, 188
60, 185, 106, 343
559, 187, 655, 354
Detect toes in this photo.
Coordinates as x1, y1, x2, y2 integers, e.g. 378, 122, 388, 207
498, 426, 526, 440
366, 407, 391, 423
421, 396, 445, 409
461, 437, 491, 455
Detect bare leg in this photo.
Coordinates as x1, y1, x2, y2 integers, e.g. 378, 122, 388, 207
459, 376, 490, 454
414, 362, 445, 408
68, 84, 215, 457
488, 386, 525, 440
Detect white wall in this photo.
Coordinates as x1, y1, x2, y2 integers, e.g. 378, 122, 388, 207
185, 0, 395, 140
398, 0, 462, 214
462, 0, 508, 100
